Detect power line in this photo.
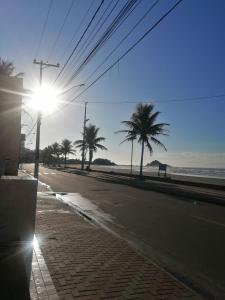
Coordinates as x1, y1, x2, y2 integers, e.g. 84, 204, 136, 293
59, 0, 96, 62
22, 108, 34, 122
54, 0, 105, 84
47, 0, 77, 60
63, 0, 116, 80
66, 0, 141, 82
65, 0, 139, 86
26, 121, 37, 138
41, 92, 225, 120
61, 0, 183, 109
35, 0, 54, 58
84, 0, 160, 83
74, 94, 225, 104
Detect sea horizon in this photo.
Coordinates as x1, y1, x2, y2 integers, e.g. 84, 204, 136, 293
92, 164, 225, 179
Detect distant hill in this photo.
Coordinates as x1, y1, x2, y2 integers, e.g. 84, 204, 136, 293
93, 158, 117, 166
146, 160, 169, 167
67, 158, 81, 164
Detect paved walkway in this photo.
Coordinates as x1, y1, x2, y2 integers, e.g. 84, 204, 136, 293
33, 192, 201, 300
30, 236, 59, 300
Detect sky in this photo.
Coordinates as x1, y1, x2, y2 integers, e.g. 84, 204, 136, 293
1, 0, 225, 168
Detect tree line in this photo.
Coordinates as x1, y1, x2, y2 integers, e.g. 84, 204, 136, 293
1, 58, 169, 177
22, 103, 169, 177
21, 124, 107, 170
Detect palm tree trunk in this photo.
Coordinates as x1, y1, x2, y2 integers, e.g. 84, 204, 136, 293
64, 154, 67, 168
140, 140, 145, 178
88, 150, 93, 170
130, 139, 134, 175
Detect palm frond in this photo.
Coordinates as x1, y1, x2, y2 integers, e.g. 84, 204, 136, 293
148, 111, 161, 125
114, 129, 130, 134
119, 135, 136, 145
95, 137, 105, 143
74, 140, 84, 145
95, 144, 108, 151
150, 137, 167, 151
146, 140, 153, 155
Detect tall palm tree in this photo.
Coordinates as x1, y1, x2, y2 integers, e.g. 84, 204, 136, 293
119, 103, 169, 178
0, 58, 14, 76
115, 129, 136, 175
51, 142, 61, 166
61, 139, 75, 167
75, 124, 107, 170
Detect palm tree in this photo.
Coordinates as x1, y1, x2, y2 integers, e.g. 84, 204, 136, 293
0, 58, 24, 78
51, 142, 61, 166
61, 139, 75, 167
75, 124, 107, 170
41, 146, 54, 166
0, 58, 15, 76
115, 129, 136, 175
119, 103, 169, 178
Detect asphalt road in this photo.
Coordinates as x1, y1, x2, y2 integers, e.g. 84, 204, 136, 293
25, 164, 225, 300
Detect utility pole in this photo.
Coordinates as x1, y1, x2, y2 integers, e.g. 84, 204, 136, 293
81, 102, 88, 170
33, 59, 59, 179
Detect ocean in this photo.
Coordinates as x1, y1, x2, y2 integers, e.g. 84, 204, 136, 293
167, 166, 225, 179
94, 165, 225, 179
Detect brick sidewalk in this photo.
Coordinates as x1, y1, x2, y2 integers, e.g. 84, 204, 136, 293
35, 193, 201, 300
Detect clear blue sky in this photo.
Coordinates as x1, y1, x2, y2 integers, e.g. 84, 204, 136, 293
1, 0, 225, 167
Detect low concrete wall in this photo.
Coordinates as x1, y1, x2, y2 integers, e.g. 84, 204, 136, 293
0, 173, 37, 299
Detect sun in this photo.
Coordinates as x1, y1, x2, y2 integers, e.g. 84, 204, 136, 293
28, 84, 60, 114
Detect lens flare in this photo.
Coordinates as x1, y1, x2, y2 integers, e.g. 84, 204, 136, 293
29, 85, 59, 114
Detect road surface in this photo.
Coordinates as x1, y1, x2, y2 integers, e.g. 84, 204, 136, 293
25, 164, 225, 300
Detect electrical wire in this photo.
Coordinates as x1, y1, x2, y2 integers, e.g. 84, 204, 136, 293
61, 0, 183, 109
47, 0, 77, 60
84, 0, 160, 84
43, 92, 225, 120
26, 121, 37, 138
63, 0, 116, 80
35, 0, 54, 58
54, 0, 105, 84
59, 0, 96, 62
74, 94, 225, 104
66, 0, 141, 80
65, 0, 139, 86
22, 108, 34, 122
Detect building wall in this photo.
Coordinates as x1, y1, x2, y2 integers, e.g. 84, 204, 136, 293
0, 75, 22, 175
0, 173, 37, 292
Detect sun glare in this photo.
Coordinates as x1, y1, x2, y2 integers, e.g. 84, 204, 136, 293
29, 85, 60, 114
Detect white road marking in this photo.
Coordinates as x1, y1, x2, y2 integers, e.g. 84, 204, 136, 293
192, 215, 225, 228
43, 172, 49, 174
51, 172, 56, 175
39, 172, 42, 175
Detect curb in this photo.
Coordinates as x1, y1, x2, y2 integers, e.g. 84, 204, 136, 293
59, 167, 225, 207
97, 174, 225, 207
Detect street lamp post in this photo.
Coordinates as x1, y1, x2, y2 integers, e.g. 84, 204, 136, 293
81, 102, 89, 170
